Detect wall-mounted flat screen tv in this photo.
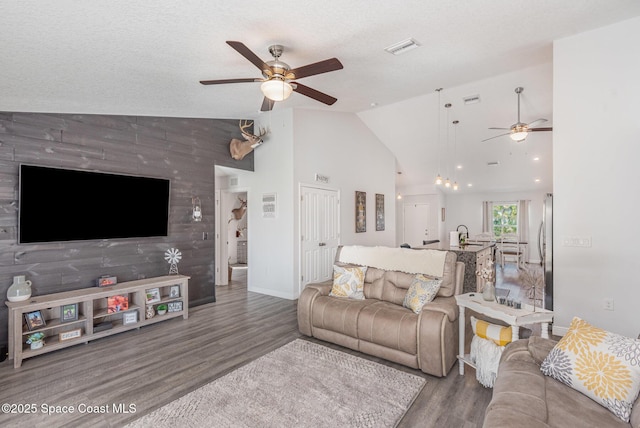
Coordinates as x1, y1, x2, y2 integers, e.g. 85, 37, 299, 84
19, 164, 170, 244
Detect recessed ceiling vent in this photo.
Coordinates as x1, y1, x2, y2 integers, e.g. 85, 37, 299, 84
384, 38, 421, 55
487, 161, 500, 167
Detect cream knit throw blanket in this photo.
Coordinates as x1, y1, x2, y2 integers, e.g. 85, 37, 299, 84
470, 335, 504, 388
338, 245, 447, 277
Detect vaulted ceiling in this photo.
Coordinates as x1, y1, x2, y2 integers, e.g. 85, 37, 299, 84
3, 1, 640, 192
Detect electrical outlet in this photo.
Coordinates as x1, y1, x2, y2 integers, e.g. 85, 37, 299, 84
603, 298, 614, 311
202, 232, 208, 240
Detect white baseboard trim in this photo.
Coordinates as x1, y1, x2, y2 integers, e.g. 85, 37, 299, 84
552, 325, 568, 337
248, 285, 295, 300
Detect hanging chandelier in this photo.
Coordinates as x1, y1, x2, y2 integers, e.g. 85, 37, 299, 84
435, 100, 459, 191
452, 119, 460, 191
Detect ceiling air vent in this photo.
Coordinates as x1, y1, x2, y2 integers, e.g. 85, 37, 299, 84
384, 38, 421, 55
487, 161, 500, 167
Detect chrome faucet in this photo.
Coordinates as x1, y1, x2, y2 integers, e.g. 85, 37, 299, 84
457, 225, 469, 239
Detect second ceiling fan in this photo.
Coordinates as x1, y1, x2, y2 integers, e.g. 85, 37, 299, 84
482, 87, 552, 142
200, 41, 343, 112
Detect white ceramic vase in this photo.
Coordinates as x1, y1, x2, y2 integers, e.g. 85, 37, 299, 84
7, 275, 32, 302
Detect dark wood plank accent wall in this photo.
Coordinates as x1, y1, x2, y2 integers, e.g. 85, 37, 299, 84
0, 112, 253, 347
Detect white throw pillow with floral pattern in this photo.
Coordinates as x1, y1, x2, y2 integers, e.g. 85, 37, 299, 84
541, 317, 640, 422
402, 274, 442, 314
329, 265, 367, 299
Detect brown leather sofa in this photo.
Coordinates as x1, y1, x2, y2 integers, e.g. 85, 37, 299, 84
484, 336, 640, 427
297, 246, 465, 377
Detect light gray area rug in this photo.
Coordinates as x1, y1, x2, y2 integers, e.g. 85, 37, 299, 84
126, 339, 426, 428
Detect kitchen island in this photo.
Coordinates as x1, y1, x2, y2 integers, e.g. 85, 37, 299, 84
417, 242, 495, 294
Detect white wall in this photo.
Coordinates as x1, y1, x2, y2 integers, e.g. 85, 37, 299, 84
553, 17, 640, 337
232, 108, 397, 300
292, 109, 397, 295
234, 109, 297, 299
293, 109, 397, 246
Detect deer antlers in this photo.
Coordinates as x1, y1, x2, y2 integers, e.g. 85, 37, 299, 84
239, 120, 268, 140
229, 120, 269, 160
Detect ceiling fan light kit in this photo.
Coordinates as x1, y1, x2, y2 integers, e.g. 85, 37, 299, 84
510, 127, 529, 142
200, 41, 343, 111
261, 79, 293, 101
483, 86, 552, 143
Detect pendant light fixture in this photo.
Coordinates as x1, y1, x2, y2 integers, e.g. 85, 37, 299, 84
452, 120, 459, 191
444, 102, 452, 188
434, 88, 443, 185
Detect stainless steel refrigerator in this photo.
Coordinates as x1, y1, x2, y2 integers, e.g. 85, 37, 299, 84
537, 193, 553, 310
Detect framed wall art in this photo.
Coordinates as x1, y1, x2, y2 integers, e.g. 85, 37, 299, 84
262, 193, 277, 218
61, 303, 78, 323
169, 285, 180, 298
24, 310, 46, 331
145, 288, 161, 304
355, 191, 366, 233
375, 193, 385, 231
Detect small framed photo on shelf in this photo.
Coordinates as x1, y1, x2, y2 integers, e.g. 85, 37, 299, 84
59, 328, 82, 342
122, 311, 138, 325
61, 303, 78, 323
24, 310, 46, 331
168, 301, 183, 313
107, 295, 129, 313
169, 285, 180, 298
146, 288, 161, 304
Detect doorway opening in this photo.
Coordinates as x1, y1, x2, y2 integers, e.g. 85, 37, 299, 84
215, 166, 249, 286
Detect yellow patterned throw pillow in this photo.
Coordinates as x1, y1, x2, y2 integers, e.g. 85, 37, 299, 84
329, 265, 367, 300
402, 274, 442, 314
471, 316, 512, 347
541, 317, 640, 422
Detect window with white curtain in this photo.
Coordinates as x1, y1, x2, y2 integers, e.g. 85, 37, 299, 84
492, 202, 519, 237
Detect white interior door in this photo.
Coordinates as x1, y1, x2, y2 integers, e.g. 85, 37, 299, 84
215, 190, 230, 285
403, 203, 430, 247
300, 186, 340, 294
215, 190, 222, 285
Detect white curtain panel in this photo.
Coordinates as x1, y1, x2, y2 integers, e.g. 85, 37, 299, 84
518, 199, 530, 262
482, 201, 492, 234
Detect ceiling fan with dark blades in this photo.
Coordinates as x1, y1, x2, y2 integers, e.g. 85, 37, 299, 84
200, 41, 343, 112
482, 87, 552, 142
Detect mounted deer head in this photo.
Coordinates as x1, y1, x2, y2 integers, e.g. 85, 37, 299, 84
229, 120, 268, 160
229, 197, 247, 223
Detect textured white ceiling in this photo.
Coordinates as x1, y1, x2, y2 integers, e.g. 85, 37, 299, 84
2, 1, 640, 191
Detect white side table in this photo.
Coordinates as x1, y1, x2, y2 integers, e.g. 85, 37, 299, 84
454, 292, 554, 375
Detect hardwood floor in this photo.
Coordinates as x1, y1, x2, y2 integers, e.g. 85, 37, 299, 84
0, 269, 498, 428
